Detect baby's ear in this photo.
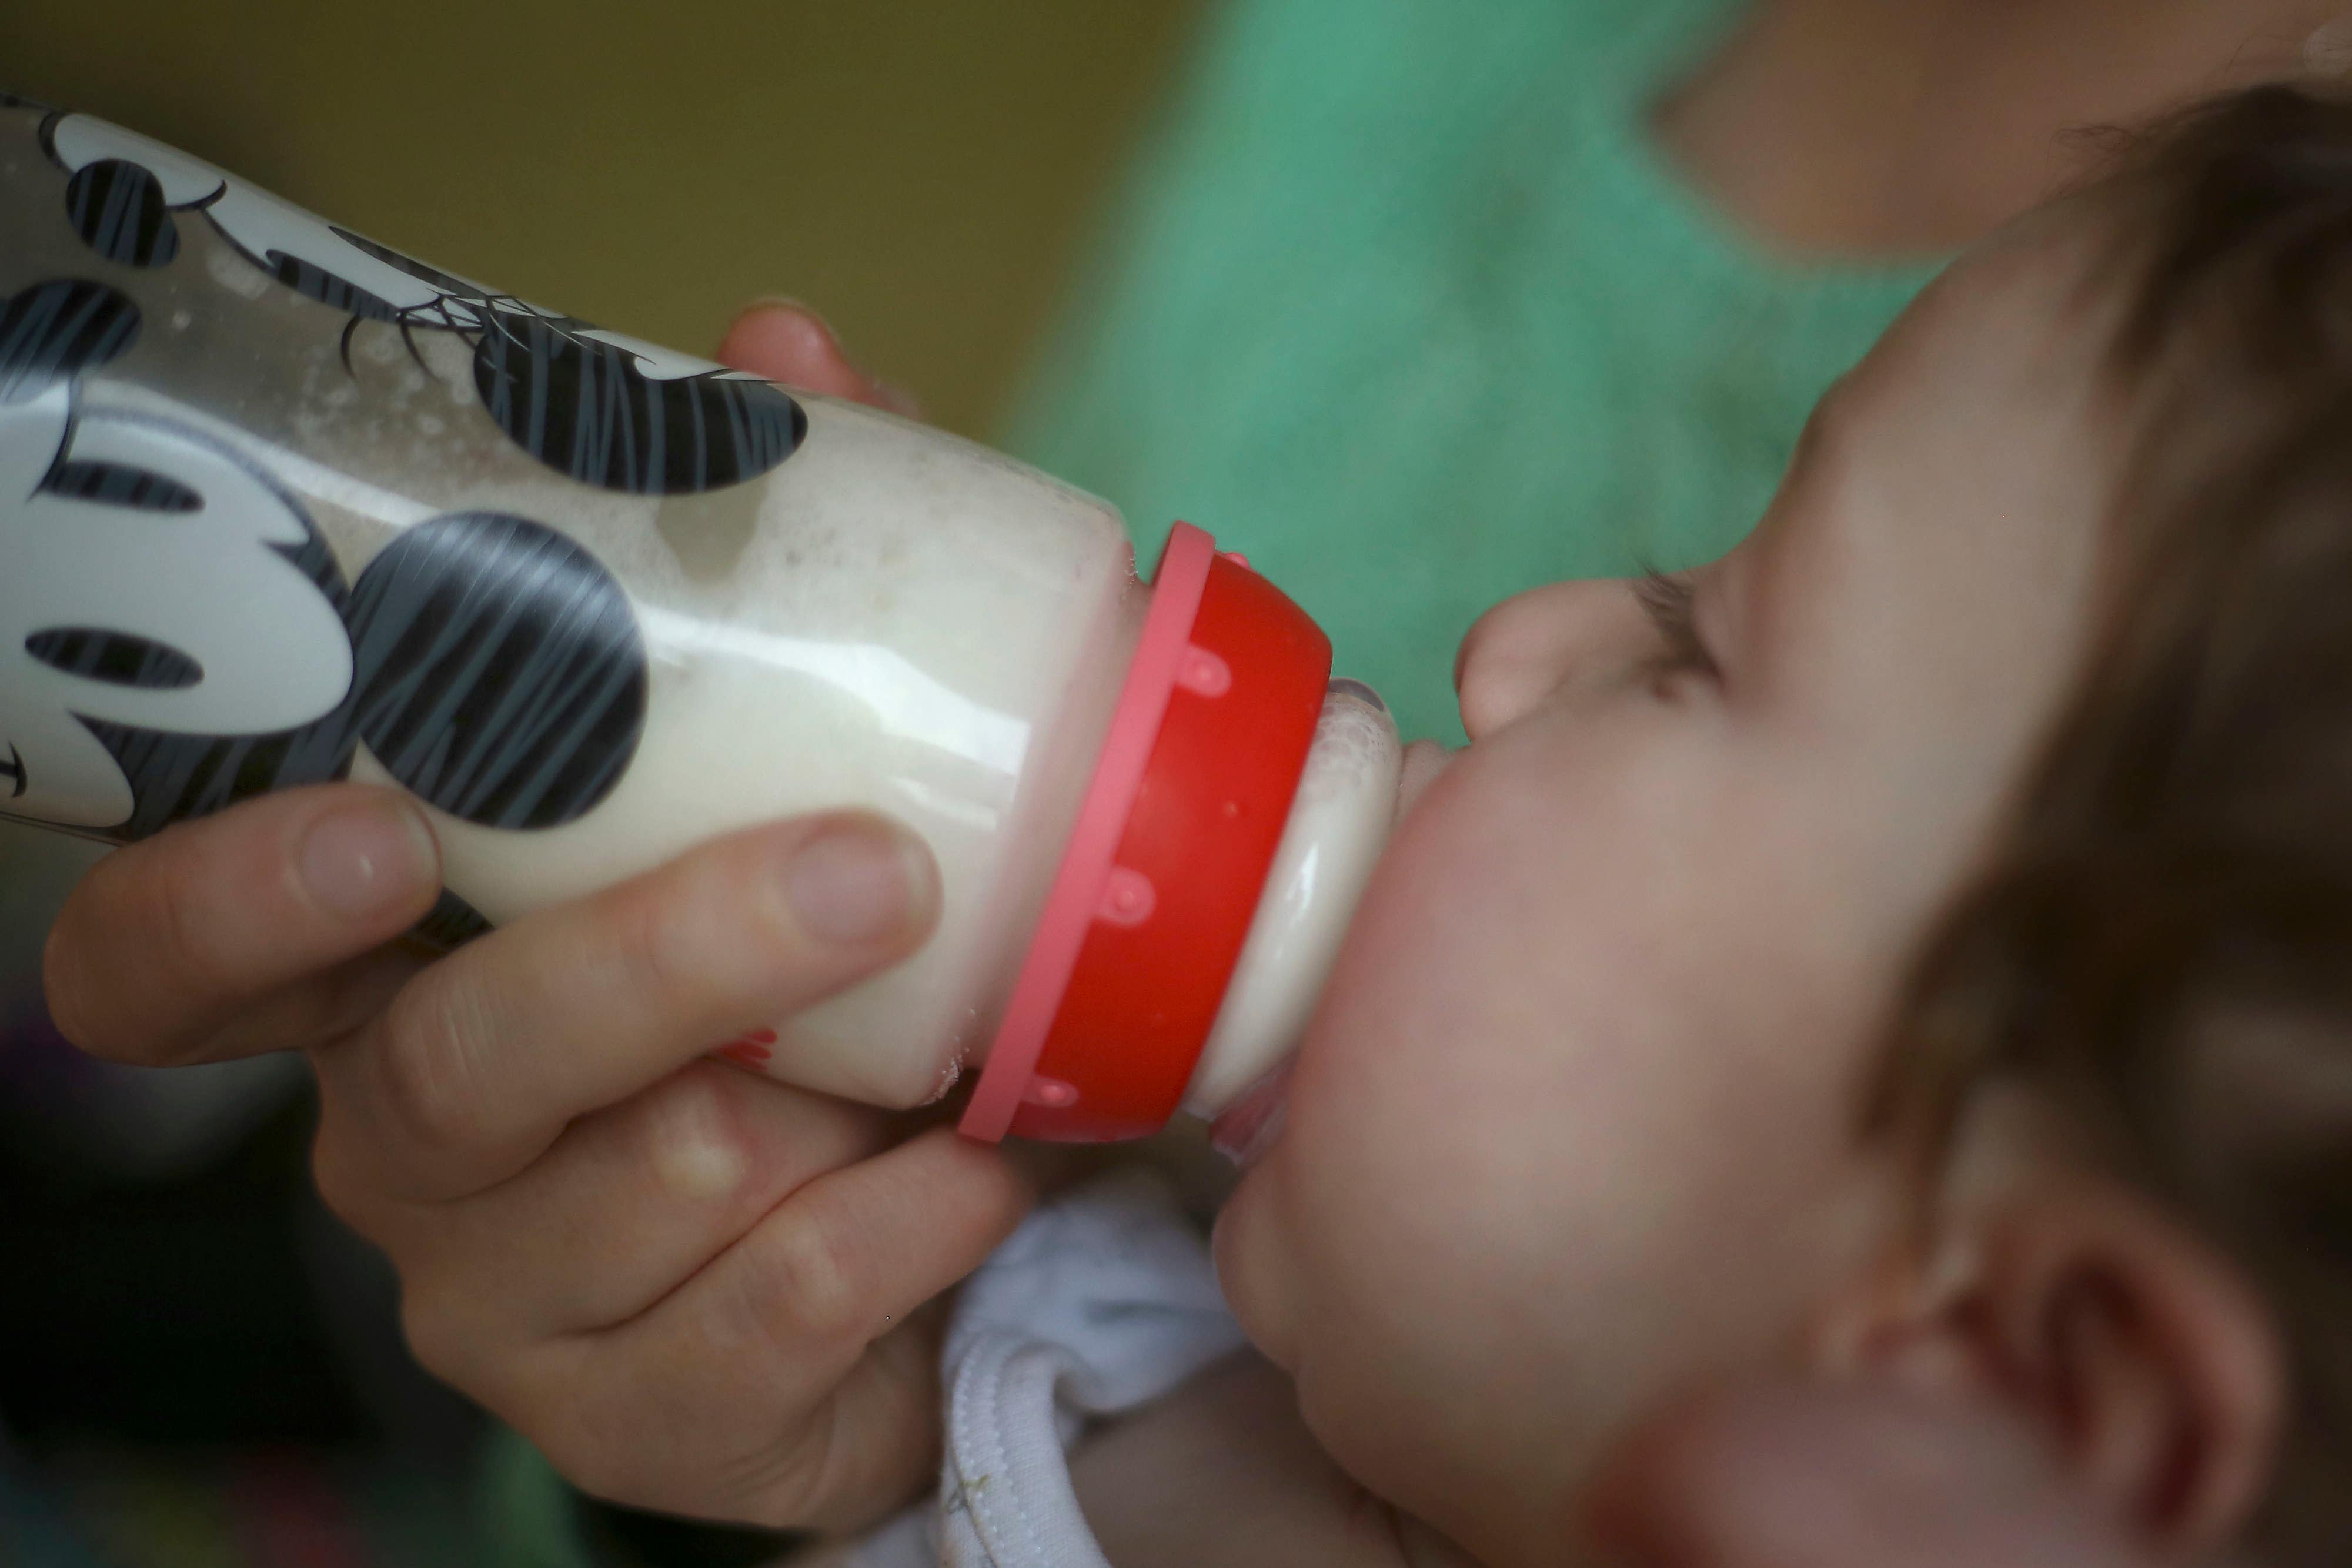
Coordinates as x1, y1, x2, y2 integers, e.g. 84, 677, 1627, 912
1806, 1089, 2284, 1559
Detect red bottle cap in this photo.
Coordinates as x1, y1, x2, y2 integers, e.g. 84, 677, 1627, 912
958, 522, 1331, 1142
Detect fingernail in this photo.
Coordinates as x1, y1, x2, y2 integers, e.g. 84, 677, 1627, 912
783, 819, 934, 945
739, 295, 837, 341
300, 798, 437, 920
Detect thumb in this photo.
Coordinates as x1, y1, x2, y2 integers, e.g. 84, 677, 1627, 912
1586, 1378, 2157, 1568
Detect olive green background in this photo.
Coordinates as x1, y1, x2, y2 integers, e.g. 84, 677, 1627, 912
0, 0, 1197, 958
0, 0, 1199, 439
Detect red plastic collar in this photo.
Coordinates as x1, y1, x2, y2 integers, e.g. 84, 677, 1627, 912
959, 523, 1331, 1143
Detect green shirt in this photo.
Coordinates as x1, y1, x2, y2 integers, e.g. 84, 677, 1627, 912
1007, 0, 1943, 743
490, 3, 1948, 1561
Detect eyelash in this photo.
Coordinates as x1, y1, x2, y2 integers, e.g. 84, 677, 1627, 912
1632, 570, 1718, 682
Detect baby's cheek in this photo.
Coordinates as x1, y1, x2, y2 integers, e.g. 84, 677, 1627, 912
1209, 1171, 1302, 1373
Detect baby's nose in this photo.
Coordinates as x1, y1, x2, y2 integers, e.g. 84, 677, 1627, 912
1455, 577, 1643, 740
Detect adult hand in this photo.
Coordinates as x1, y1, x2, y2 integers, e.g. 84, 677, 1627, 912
42, 306, 1032, 1532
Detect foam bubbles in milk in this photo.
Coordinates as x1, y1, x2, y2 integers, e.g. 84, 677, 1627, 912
395, 396, 1142, 1111
1182, 681, 1402, 1116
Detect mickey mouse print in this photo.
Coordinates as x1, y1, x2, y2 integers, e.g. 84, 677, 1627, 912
0, 279, 354, 830
42, 112, 807, 495
0, 101, 814, 854
0, 94, 1215, 1109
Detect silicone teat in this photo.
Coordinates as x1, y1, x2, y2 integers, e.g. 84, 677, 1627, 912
1181, 680, 1401, 1118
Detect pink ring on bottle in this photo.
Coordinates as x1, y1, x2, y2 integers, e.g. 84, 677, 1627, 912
958, 523, 1218, 1142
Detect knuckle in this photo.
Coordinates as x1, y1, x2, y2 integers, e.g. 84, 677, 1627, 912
373, 975, 501, 1155
636, 1064, 756, 1206
754, 1193, 875, 1343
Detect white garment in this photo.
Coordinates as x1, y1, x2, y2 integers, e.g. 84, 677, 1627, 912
821, 1168, 1250, 1568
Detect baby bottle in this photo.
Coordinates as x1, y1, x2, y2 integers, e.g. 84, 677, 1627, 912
0, 101, 1400, 1141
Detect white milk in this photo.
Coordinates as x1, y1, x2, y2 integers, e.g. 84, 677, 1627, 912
346, 399, 1146, 1107
0, 104, 1399, 1126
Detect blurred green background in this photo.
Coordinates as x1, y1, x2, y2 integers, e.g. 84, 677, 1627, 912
0, 0, 1199, 440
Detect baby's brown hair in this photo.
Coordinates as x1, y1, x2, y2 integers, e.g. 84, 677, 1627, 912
1883, 83, 2352, 1564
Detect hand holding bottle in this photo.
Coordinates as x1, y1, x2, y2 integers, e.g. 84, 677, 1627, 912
41, 308, 1040, 1532
9, 105, 1398, 1135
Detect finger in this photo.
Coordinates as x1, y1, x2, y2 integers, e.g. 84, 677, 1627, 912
497, 1127, 1033, 1528
45, 785, 440, 1064
714, 301, 920, 416
762, 1308, 949, 1532
196, 944, 426, 1059
1586, 1378, 2154, 1568
313, 811, 938, 1202
355, 1062, 896, 1336
665, 1123, 1033, 1347
498, 1308, 950, 1533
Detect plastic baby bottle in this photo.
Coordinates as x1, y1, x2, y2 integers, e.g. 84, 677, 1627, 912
0, 100, 1401, 1141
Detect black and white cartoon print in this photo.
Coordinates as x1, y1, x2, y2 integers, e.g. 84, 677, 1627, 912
41, 112, 808, 495
0, 279, 352, 830
0, 275, 651, 854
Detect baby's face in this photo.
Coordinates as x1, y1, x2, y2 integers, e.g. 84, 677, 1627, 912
1213, 203, 2139, 1564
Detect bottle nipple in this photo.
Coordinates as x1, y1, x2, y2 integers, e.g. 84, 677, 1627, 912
1181, 678, 1402, 1118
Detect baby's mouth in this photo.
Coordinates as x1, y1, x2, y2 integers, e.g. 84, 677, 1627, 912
1210, 1059, 1294, 1168
1209, 743, 1452, 1170
1393, 738, 1454, 821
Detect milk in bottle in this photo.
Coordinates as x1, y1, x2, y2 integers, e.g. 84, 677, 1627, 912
0, 99, 1399, 1138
